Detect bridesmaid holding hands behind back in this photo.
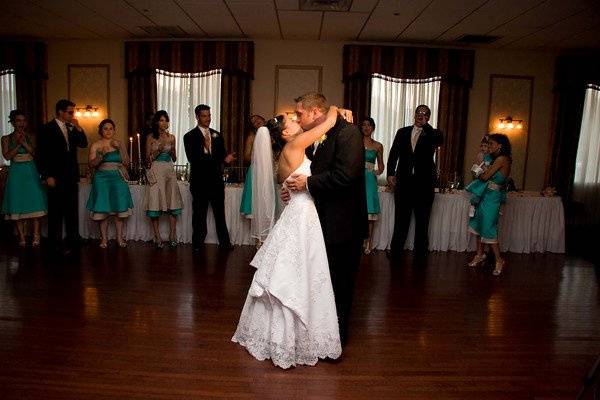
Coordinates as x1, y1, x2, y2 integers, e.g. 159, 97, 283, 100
361, 117, 384, 254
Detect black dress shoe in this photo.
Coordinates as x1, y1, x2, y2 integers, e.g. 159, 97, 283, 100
219, 242, 234, 250
192, 242, 203, 251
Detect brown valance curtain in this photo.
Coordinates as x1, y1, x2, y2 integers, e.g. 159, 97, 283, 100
0, 41, 47, 131
343, 45, 474, 179
125, 41, 254, 168
545, 54, 600, 200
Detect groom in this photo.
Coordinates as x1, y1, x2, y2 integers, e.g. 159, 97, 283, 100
286, 92, 367, 346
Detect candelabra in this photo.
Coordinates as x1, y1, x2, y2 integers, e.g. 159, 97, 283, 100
137, 164, 147, 185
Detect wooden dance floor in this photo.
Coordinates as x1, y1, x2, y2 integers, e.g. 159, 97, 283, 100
0, 241, 598, 399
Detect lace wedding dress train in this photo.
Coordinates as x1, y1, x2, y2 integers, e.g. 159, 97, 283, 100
232, 158, 341, 369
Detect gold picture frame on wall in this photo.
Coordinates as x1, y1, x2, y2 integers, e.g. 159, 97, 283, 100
487, 74, 534, 190
274, 65, 323, 115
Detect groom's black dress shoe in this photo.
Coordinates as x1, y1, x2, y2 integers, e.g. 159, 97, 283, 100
219, 242, 234, 250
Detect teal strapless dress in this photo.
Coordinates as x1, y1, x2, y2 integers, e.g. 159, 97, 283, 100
1, 139, 47, 220
468, 170, 507, 243
155, 152, 172, 162
240, 165, 252, 216
465, 154, 493, 205
364, 148, 380, 217
86, 150, 134, 220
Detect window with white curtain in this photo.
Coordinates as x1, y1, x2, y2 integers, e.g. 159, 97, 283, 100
156, 68, 222, 166
573, 84, 600, 223
1, 69, 17, 165
369, 74, 441, 176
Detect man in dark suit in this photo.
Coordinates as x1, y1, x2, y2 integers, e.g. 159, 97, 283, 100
286, 92, 367, 346
387, 105, 443, 261
183, 104, 235, 251
37, 99, 88, 255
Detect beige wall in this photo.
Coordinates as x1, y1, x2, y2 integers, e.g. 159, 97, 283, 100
464, 49, 556, 191
46, 40, 127, 142
252, 39, 344, 118
45, 39, 556, 189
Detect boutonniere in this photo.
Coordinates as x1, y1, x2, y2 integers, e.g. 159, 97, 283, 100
317, 134, 327, 144
211, 132, 218, 139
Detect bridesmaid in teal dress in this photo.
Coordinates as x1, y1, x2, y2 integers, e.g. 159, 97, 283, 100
1, 110, 47, 247
240, 115, 265, 217
361, 118, 384, 254
467, 134, 512, 276
86, 119, 133, 248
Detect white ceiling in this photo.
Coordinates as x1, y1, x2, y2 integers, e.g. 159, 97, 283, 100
1, 0, 599, 49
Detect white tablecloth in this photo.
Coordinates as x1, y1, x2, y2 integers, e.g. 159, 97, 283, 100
78, 183, 565, 253
78, 182, 253, 245
371, 190, 565, 253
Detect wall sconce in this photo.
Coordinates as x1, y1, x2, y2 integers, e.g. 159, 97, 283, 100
498, 116, 523, 130
285, 111, 297, 121
75, 105, 100, 118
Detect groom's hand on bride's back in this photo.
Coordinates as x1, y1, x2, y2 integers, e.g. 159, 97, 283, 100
286, 173, 307, 192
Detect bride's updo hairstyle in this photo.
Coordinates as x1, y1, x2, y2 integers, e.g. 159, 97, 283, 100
266, 115, 286, 154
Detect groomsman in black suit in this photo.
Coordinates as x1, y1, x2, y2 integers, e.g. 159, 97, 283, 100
37, 99, 88, 255
286, 92, 367, 346
387, 105, 443, 261
183, 104, 235, 251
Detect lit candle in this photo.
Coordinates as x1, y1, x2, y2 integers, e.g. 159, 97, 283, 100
136, 133, 141, 165
129, 136, 133, 162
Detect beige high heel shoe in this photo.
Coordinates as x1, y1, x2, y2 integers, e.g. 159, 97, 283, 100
468, 253, 487, 267
493, 259, 505, 276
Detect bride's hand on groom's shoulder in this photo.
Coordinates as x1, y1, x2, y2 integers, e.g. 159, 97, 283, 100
337, 108, 353, 124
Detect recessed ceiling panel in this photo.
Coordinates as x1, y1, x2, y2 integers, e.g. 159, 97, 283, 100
278, 10, 322, 40
321, 12, 368, 40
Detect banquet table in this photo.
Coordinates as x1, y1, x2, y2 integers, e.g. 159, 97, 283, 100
77, 183, 565, 253
78, 181, 253, 246
370, 189, 565, 253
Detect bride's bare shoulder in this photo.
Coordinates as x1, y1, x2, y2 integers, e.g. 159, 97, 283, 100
277, 157, 291, 183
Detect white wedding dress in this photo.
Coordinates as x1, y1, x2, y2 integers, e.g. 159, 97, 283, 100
232, 157, 341, 369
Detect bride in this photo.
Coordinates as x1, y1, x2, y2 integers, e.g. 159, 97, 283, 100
232, 106, 346, 369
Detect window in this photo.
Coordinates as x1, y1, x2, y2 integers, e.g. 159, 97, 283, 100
156, 69, 222, 166
0, 69, 17, 165
573, 84, 600, 223
369, 74, 441, 176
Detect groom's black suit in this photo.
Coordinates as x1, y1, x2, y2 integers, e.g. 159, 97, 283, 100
306, 116, 367, 345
